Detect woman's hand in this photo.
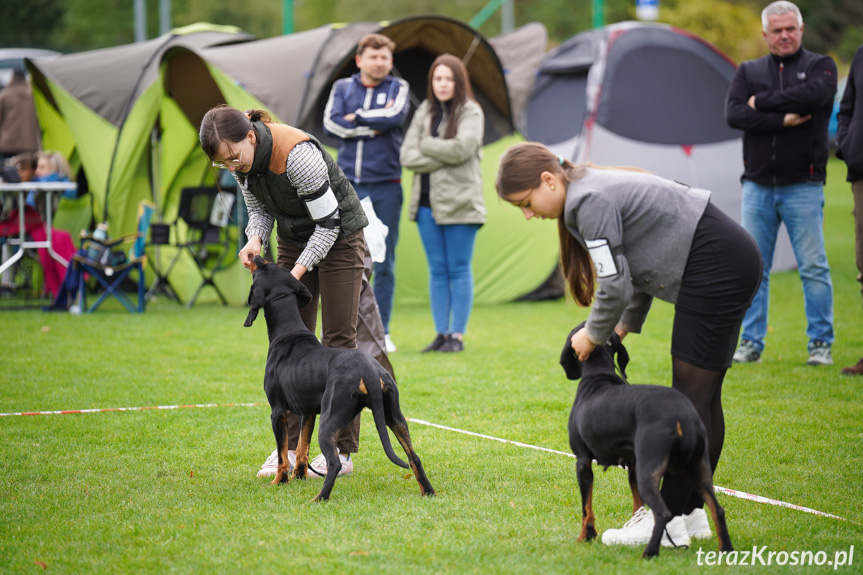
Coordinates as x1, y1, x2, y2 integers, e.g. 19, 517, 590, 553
614, 325, 629, 340
571, 328, 597, 362
290, 264, 307, 280
239, 236, 263, 271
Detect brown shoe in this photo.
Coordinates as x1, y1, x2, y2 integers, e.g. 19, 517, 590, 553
841, 358, 863, 376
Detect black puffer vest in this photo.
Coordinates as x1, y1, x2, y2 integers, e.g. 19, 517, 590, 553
244, 121, 367, 247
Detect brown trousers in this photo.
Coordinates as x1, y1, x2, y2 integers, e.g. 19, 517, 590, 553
853, 180, 863, 304
276, 229, 365, 454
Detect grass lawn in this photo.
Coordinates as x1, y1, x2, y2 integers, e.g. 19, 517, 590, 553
2, 158, 862, 573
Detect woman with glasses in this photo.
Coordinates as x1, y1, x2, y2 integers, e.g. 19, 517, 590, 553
199, 105, 368, 480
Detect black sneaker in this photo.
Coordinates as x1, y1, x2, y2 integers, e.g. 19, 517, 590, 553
421, 334, 448, 353
438, 336, 464, 353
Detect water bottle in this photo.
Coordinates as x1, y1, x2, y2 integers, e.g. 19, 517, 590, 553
87, 222, 108, 261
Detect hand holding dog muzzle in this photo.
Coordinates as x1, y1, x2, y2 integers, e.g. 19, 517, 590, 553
571, 328, 597, 362
239, 236, 263, 272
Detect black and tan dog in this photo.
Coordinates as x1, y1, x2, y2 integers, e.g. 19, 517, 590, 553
244, 255, 434, 501
561, 322, 732, 558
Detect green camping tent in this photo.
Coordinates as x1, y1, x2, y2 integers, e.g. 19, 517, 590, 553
162, 16, 555, 305
27, 17, 555, 307
26, 23, 254, 305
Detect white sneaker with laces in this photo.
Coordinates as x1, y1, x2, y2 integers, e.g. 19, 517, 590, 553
683, 508, 712, 540
306, 452, 353, 478
807, 340, 833, 366
256, 448, 296, 478
385, 334, 397, 353
600, 506, 691, 548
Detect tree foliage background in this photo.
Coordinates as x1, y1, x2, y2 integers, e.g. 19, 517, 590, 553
1, 0, 862, 66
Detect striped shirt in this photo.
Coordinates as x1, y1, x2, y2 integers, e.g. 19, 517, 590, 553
233, 141, 339, 271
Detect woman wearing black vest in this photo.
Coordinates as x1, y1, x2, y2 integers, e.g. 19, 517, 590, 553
200, 105, 368, 479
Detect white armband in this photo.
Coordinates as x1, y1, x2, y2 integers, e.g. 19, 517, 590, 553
586, 238, 618, 278
304, 184, 339, 222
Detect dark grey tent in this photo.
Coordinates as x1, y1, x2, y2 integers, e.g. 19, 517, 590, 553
524, 21, 796, 272
298, 15, 518, 146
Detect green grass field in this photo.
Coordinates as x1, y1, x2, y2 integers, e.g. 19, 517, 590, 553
2, 159, 862, 573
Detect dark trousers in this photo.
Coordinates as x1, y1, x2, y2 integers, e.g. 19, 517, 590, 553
276, 229, 365, 454
853, 180, 863, 304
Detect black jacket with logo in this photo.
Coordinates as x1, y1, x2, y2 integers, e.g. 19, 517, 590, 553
725, 48, 837, 185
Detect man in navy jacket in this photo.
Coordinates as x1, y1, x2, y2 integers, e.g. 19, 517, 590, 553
725, 0, 837, 366
324, 34, 410, 352
836, 42, 863, 376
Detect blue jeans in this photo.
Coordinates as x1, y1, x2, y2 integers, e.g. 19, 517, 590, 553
352, 181, 403, 334
416, 207, 479, 335
739, 180, 834, 351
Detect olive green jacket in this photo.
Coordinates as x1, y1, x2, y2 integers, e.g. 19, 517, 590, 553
400, 99, 486, 225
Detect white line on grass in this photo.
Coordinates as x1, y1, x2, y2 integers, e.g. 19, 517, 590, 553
405, 418, 848, 522
1, 402, 847, 522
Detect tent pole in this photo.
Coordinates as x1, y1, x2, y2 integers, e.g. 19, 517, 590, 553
283, 0, 294, 35
593, 0, 605, 28
469, 0, 504, 29
159, 0, 171, 35
134, 0, 147, 42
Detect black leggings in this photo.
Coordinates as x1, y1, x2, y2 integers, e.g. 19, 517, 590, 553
660, 202, 762, 515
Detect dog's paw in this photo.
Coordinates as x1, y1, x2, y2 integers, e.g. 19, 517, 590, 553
293, 464, 308, 480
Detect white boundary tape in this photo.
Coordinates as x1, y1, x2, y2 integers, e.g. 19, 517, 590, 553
1, 403, 847, 522
405, 418, 848, 522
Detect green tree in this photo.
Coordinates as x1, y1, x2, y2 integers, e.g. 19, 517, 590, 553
0, 0, 65, 49
657, 0, 764, 63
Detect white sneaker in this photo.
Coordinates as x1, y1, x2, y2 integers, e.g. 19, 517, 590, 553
385, 333, 397, 353
601, 506, 691, 548
306, 452, 353, 478
683, 508, 712, 540
256, 448, 296, 478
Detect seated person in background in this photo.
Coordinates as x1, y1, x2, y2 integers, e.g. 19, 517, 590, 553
14, 152, 36, 184
26, 151, 73, 208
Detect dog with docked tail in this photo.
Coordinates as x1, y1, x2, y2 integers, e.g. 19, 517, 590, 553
561, 321, 732, 558
244, 255, 435, 501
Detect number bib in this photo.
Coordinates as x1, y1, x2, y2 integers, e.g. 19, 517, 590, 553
586, 239, 618, 278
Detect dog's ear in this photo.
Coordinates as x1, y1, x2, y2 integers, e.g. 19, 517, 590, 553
286, 273, 313, 309
560, 326, 583, 380
244, 283, 262, 327
610, 332, 629, 379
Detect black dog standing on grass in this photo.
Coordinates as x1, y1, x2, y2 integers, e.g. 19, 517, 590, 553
244, 255, 435, 501
561, 322, 732, 558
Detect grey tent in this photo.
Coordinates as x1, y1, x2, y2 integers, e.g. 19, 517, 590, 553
165, 16, 519, 146
489, 22, 548, 131
162, 17, 552, 306
524, 21, 796, 272
27, 23, 253, 233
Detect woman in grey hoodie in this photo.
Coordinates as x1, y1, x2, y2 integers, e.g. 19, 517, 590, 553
496, 142, 761, 548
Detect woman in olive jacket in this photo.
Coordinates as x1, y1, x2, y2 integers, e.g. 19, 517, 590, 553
401, 54, 485, 353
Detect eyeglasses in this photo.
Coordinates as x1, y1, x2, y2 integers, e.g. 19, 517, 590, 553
212, 138, 248, 169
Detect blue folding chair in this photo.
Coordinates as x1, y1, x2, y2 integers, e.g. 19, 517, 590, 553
75, 201, 155, 313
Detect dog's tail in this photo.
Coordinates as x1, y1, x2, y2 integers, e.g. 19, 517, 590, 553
365, 367, 410, 469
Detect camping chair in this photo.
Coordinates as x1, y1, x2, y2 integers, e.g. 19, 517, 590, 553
162, 187, 233, 308
144, 219, 180, 304
75, 200, 155, 313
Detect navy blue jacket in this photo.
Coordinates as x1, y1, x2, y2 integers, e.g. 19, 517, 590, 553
837, 44, 863, 182
323, 73, 410, 184
725, 48, 837, 185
